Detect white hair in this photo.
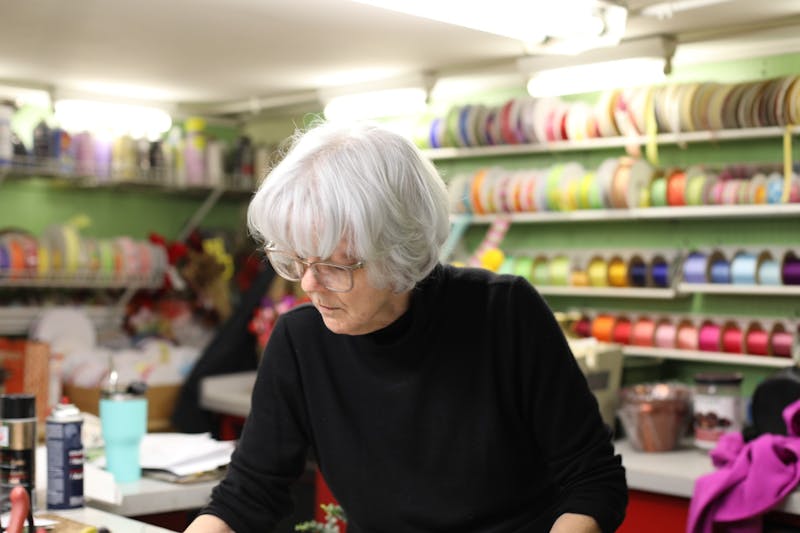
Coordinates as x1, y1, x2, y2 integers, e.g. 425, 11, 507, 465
247, 120, 449, 292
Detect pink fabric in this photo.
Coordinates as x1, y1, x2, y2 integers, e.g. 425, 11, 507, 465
687, 399, 800, 533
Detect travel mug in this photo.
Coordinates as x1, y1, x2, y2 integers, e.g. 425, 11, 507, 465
99, 391, 147, 483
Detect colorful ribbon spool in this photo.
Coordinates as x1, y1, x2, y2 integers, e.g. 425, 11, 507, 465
650, 258, 671, 288
573, 317, 592, 338
666, 170, 687, 206
745, 325, 770, 356
654, 320, 677, 348
531, 257, 550, 286
628, 256, 648, 287
0, 242, 9, 277
698, 321, 722, 352
757, 256, 782, 285
731, 252, 758, 285
783, 253, 800, 285
676, 321, 699, 350
631, 318, 656, 347
612, 317, 633, 345
709, 257, 731, 284
770, 325, 794, 358
607, 256, 629, 287
683, 252, 708, 284
591, 315, 616, 343
721, 323, 744, 354
513, 256, 534, 281
587, 256, 609, 287
549, 256, 571, 286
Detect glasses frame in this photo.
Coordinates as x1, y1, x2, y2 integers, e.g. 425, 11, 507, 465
264, 242, 365, 293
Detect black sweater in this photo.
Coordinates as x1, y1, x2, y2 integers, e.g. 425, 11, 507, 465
202, 264, 627, 532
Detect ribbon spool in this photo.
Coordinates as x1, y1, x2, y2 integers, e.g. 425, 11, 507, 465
757, 254, 781, 285
97, 240, 116, 281
587, 256, 609, 287
44, 225, 81, 276
683, 252, 708, 284
749, 173, 768, 204
595, 158, 619, 208
731, 251, 758, 285
666, 169, 687, 206
549, 256, 571, 286
626, 159, 656, 208
1, 234, 26, 279
560, 164, 585, 211
770, 324, 794, 358
591, 315, 617, 343
676, 320, 699, 350
745, 323, 770, 355
631, 318, 656, 347
0, 242, 9, 277
782, 252, 800, 285
649, 176, 668, 207
650, 256, 671, 288
531, 257, 550, 286
612, 316, 633, 345
610, 157, 634, 208
573, 317, 593, 338
654, 320, 677, 348
513, 256, 534, 281
571, 269, 590, 287
708, 253, 731, 284
721, 322, 744, 354
698, 321, 722, 352
470, 169, 488, 214
492, 172, 513, 214
607, 256, 629, 287
479, 168, 499, 213
628, 255, 648, 287
447, 175, 471, 214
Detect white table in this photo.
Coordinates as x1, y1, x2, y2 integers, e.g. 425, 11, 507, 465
199, 371, 257, 418
47, 507, 175, 533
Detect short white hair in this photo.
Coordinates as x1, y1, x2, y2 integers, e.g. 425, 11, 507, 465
247, 121, 449, 292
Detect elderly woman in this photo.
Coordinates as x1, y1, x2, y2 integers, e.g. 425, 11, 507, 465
185, 121, 627, 533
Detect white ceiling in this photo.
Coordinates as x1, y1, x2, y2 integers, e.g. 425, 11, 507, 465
0, 0, 799, 116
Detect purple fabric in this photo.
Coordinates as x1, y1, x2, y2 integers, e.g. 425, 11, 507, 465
687, 399, 800, 533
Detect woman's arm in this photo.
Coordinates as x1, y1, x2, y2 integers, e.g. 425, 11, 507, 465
184, 514, 234, 533
550, 512, 602, 533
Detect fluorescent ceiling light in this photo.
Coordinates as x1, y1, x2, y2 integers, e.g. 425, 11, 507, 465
526, 57, 667, 97
0, 85, 51, 108
519, 36, 675, 97
323, 87, 428, 121
54, 99, 172, 140
352, 0, 620, 46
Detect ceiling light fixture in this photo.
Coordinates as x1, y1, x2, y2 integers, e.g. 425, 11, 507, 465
518, 36, 676, 97
640, 0, 733, 20
319, 73, 434, 122
54, 99, 172, 140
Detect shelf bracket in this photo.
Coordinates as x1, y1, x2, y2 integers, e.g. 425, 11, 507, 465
177, 186, 226, 242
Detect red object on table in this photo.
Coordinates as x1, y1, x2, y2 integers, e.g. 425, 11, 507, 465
7, 486, 31, 533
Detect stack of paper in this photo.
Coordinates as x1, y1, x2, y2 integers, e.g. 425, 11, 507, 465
140, 433, 235, 481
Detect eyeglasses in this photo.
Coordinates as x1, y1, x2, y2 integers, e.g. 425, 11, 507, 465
264, 243, 365, 293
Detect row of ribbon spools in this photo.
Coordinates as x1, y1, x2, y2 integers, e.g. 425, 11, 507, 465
496, 251, 676, 288
570, 312, 796, 358
419, 75, 800, 149
683, 248, 800, 286
448, 159, 800, 215
0, 226, 168, 285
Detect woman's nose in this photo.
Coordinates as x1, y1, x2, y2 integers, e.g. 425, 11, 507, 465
300, 265, 324, 292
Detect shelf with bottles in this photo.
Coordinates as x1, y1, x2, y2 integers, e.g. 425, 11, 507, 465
567, 310, 798, 367
417, 74, 800, 160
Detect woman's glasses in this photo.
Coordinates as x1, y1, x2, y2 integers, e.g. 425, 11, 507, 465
264, 243, 364, 293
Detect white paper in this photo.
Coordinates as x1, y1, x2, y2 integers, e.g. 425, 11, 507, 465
84, 462, 123, 505
139, 433, 235, 476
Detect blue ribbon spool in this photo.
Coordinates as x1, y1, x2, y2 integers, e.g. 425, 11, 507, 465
651, 261, 670, 287
731, 253, 757, 284
683, 252, 707, 283
629, 261, 648, 287
757, 258, 782, 285
709, 259, 731, 284
0, 243, 9, 275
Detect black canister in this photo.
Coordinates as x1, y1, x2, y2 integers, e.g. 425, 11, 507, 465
0, 394, 36, 514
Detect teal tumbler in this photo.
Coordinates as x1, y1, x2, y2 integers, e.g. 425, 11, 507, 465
99, 397, 147, 483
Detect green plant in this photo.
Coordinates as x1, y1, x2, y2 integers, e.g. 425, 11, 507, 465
294, 503, 347, 533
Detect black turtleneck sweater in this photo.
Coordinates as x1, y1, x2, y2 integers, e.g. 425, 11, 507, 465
202, 264, 627, 532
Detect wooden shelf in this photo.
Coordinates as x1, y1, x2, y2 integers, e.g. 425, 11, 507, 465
621, 345, 795, 367
425, 125, 800, 161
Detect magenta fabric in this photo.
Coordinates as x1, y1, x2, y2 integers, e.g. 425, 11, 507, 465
687, 399, 800, 533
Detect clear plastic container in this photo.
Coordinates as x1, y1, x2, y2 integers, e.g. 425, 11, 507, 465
618, 382, 691, 452
693, 372, 743, 450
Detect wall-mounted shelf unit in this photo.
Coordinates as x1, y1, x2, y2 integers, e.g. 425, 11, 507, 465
622, 346, 795, 368
677, 283, 800, 296
0, 305, 124, 336
424, 125, 800, 161
538, 286, 681, 299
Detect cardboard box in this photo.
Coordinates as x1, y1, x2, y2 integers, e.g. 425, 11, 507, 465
0, 339, 51, 428
62, 383, 181, 432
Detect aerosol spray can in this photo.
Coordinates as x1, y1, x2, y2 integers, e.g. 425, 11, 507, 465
46, 398, 84, 509
0, 394, 37, 514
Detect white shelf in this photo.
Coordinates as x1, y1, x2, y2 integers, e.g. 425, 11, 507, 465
425, 125, 800, 160
678, 283, 800, 296
0, 275, 161, 289
454, 203, 800, 224
538, 286, 679, 299
0, 306, 124, 335
622, 345, 795, 367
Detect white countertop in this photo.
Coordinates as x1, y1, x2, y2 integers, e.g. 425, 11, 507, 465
46, 507, 175, 533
